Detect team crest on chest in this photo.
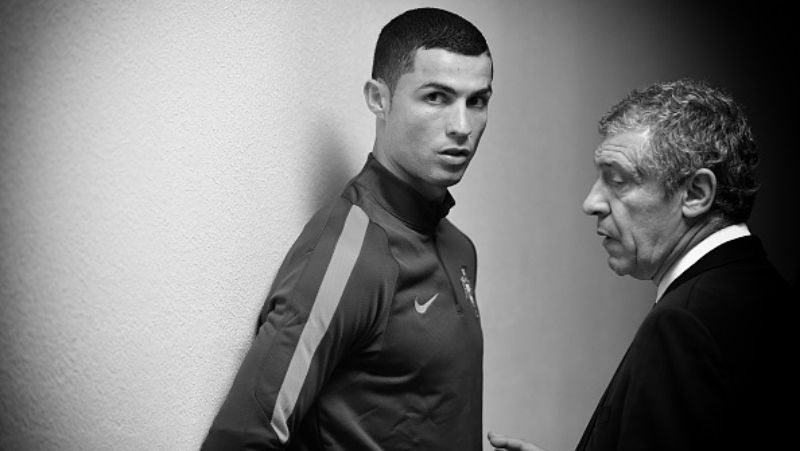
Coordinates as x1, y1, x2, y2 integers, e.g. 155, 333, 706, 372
459, 265, 479, 317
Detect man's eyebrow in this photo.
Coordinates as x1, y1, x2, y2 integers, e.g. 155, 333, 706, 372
474, 86, 493, 96
595, 154, 645, 183
418, 82, 493, 96
594, 153, 636, 172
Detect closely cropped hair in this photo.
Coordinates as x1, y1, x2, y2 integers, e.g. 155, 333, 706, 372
372, 7, 490, 95
599, 78, 760, 224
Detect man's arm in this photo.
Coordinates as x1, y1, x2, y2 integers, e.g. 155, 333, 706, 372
201, 203, 392, 449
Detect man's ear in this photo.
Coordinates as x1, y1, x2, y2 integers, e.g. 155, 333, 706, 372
364, 79, 390, 119
682, 168, 717, 218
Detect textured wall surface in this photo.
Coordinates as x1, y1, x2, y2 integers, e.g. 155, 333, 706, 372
1, 1, 795, 450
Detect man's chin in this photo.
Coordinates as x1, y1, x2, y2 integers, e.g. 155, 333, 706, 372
607, 258, 632, 277
608, 259, 652, 281
432, 168, 467, 187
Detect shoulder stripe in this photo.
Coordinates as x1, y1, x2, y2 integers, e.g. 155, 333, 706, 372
270, 205, 370, 443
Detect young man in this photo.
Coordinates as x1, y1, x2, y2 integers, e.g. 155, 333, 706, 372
489, 79, 792, 450
202, 7, 492, 450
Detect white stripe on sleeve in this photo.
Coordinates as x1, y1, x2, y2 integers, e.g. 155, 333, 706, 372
270, 205, 370, 443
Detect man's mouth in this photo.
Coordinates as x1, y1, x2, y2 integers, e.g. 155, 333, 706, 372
597, 229, 618, 243
439, 148, 470, 164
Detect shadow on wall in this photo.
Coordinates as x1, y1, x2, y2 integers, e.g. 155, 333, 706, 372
248, 114, 361, 334
302, 116, 361, 220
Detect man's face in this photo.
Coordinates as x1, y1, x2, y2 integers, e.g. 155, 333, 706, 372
381, 48, 492, 199
582, 130, 685, 280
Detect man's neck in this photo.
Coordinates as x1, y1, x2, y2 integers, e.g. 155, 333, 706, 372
371, 145, 447, 202
651, 218, 724, 286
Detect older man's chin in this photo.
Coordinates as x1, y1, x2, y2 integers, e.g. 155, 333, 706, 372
606, 255, 635, 278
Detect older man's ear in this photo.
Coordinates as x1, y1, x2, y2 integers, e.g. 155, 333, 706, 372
681, 168, 717, 219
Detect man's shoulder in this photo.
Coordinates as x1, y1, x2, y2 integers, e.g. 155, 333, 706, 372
297, 188, 388, 248
683, 251, 786, 300
659, 259, 785, 315
275, 192, 396, 289
653, 248, 791, 350
664, 235, 787, 305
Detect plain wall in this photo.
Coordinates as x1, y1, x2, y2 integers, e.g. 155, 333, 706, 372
1, 1, 795, 450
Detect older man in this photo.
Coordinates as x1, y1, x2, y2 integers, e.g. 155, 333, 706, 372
490, 79, 791, 451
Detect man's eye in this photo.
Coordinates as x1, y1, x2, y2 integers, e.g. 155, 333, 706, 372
602, 171, 627, 188
468, 96, 489, 109
425, 92, 447, 104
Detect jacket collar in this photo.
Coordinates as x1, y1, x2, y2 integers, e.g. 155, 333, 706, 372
655, 224, 750, 302
358, 153, 455, 234
661, 235, 765, 300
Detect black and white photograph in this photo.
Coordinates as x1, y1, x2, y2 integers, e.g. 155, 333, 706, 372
1, 1, 795, 450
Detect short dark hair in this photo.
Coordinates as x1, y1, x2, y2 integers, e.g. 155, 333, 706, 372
599, 79, 759, 224
371, 7, 490, 95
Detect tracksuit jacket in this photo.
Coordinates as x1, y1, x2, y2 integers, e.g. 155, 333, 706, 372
202, 153, 483, 450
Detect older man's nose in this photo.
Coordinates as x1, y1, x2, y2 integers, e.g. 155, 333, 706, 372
582, 179, 608, 216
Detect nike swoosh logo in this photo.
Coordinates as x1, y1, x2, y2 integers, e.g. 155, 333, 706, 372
414, 293, 439, 314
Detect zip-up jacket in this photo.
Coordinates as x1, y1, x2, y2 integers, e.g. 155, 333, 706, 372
202, 153, 483, 450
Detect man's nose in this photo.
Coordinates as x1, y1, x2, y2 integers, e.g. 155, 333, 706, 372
446, 103, 472, 140
582, 179, 609, 216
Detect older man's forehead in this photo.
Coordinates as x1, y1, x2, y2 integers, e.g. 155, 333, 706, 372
593, 130, 650, 165
593, 143, 636, 170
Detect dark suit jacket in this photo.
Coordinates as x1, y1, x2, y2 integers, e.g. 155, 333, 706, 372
576, 236, 792, 451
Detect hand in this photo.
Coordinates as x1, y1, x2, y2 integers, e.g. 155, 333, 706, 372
487, 431, 548, 451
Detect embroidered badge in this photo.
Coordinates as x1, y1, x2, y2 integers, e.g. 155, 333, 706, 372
459, 265, 479, 317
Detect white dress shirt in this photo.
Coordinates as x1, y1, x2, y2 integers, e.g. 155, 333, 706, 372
655, 223, 751, 303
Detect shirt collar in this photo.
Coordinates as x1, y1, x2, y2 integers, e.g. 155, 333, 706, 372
360, 153, 455, 234
655, 223, 751, 302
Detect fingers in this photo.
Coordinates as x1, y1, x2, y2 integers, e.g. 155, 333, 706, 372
488, 431, 510, 446
487, 431, 546, 451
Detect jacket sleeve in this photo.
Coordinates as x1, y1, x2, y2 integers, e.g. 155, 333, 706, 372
201, 202, 393, 450
616, 307, 729, 451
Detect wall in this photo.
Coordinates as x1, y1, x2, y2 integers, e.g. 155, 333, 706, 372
1, 1, 795, 450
